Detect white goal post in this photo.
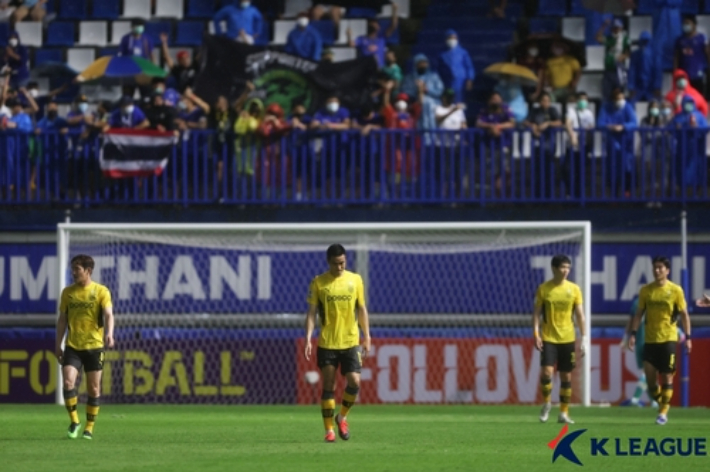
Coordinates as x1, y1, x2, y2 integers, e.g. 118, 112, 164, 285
56, 222, 592, 406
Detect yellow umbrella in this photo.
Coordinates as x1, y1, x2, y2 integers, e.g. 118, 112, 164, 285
483, 63, 538, 87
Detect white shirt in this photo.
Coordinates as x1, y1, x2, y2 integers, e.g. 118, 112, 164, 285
435, 105, 467, 130
0, 104, 10, 118
566, 106, 595, 129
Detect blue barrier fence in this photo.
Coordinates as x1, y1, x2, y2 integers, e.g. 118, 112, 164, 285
1, 127, 709, 205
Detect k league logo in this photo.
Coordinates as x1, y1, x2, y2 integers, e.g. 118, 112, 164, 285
549, 424, 586, 466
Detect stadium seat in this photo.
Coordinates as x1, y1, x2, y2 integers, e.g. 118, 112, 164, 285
330, 47, 356, 62
33, 48, 64, 66
584, 45, 605, 72
681, 0, 699, 13
123, 0, 151, 19
561, 17, 584, 42
577, 72, 603, 99
175, 21, 204, 46
537, 0, 567, 16
79, 21, 108, 47
187, 0, 215, 18
58, 0, 87, 19
337, 19, 365, 45
111, 21, 133, 45
379, 18, 399, 45
696, 15, 710, 37
284, 0, 311, 17
155, 0, 184, 19
15, 22, 42, 47
145, 21, 172, 45
272, 20, 295, 44
312, 20, 336, 46
628, 16, 652, 41
92, 0, 120, 19
529, 17, 559, 35
378, 0, 408, 18
67, 48, 96, 72
99, 46, 120, 57
45, 22, 76, 47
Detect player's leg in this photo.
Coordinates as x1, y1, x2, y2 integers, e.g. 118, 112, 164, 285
643, 343, 662, 406
82, 349, 105, 439
631, 343, 647, 405
317, 347, 338, 442
538, 342, 556, 422
336, 347, 362, 440
61, 347, 82, 438
656, 342, 677, 424
557, 342, 576, 424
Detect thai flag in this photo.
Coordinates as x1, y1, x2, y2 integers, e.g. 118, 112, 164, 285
99, 129, 177, 178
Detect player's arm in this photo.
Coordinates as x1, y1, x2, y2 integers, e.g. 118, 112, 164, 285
679, 306, 691, 353
574, 303, 586, 357
56, 308, 68, 364
628, 297, 645, 351
304, 303, 317, 361
357, 304, 371, 358
104, 305, 115, 348
532, 304, 543, 352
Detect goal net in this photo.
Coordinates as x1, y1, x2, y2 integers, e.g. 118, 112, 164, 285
57, 222, 592, 406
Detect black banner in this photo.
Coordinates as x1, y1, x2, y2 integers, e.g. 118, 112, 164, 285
194, 36, 378, 114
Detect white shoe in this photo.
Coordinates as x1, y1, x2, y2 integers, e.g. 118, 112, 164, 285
558, 413, 575, 424
656, 414, 668, 425
539, 402, 551, 423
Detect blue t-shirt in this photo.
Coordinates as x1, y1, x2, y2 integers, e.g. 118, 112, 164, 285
314, 107, 350, 125
213, 5, 263, 38
675, 33, 708, 79
179, 107, 204, 124
10, 113, 33, 132
119, 33, 154, 59
355, 36, 386, 67
109, 107, 147, 128
36, 116, 69, 131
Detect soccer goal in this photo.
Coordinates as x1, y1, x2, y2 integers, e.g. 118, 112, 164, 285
56, 222, 592, 406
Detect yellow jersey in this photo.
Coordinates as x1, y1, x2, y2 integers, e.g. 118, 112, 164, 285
534, 279, 583, 344
638, 280, 686, 343
59, 281, 112, 351
307, 270, 365, 350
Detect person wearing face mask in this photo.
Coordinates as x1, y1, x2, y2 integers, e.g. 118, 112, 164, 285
3, 31, 29, 90
285, 12, 322, 62
665, 68, 708, 116
525, 92, 562, 199
257, 103, 292, 198
382, 50, 402, 90
9, 0, 46, 29
437, 29, 475, 104
476, 92, 515, 197
434, 89, 467, 200
596, 18, 630, 102
598, 88, 638, 197
628, 31, 662, 103
213, 0, 263, 44
175, 88, 209, 131
346, 4, 398, 68
311, 94, 352, 197
544, 42, 581, 104
119, 20, 155, 63
674, 15, 709, 95
108, 96, 149, 130
33, 100, 69, 194
640, 100, 673, 203
667, 95, 708, 191
234, 96, 264, 189
563, 91, 596, 198
517, 42, 544, 101
160, 34, 200, 93
401, 54, 444, 131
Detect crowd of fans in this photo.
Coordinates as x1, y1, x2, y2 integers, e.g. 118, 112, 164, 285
0, 1, 709, 202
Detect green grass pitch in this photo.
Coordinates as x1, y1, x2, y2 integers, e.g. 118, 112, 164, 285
1, 404, 708, 472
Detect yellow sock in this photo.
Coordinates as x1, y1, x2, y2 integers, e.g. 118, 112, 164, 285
660, 384, 673, 415
321, 392, 335, 432
339, 386, 359, 419
540, 377, 552, 403
63, 389, 80, 424
85, 397, 100, 433
649, 384, 662, 403
560, 381, 572, 415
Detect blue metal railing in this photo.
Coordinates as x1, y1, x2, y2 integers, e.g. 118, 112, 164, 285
1, 127, 708, 205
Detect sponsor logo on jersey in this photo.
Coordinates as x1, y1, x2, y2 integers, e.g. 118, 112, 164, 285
326, 295, 352, 302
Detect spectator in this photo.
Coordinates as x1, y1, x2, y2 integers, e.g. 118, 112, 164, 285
674, 15, 709, 96
311, 4, 343, 30
381, 81, 420, 198
434, 89, 467, 200
257, 103, 291, 198
285, 12, 322, 62
597, 18, 630, 101
353, 104, 384, 198
176, 88, 209, 131
234, 97, 264, 193
598, 88, 637, 197
10, 0, 45, 28
640, 100, 673, 204
208, 95, 237, 194
665, 69, 708, 116
119, 20, 155, 63
652, 0, 682, 71
0, 1, 15, 22
108, 96, 149, 129
517, 42, 545, 101
661, 99, 674, 120
668, 95, 707, 191
21, 81, 69, 120
525, 92, 562, 198
564, 91, 596, 198
437, 29, 475, 104
160, 35, 199, 93
33, 100, 69, 193
476, 91, 515, 196
346, 4, 398, 68
382, 50, 402, 89
545, 41, 581, 104
288, 101, 313, 201
495, 76, 527, 124
146, 93, 177, 132
628, 31, 662, 102
311, 94, 351, 196
213, 0, 263, 44
401, 54, 444, 130
3, 31, 29, 90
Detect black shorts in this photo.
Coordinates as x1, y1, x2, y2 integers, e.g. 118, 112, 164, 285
63, 346, 104, 373
317, 346, 362, 375
540, 341, 576, 372
643, 342, 677, 374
